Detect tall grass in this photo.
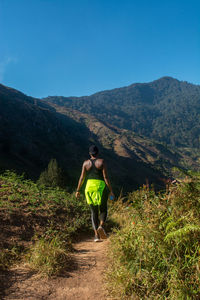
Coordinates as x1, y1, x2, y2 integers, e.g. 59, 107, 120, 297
27, 235, 70, 276
0, 170, 90, 275
106, 172, 200, 299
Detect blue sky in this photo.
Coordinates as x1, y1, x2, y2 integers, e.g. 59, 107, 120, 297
0, 0, 200, 97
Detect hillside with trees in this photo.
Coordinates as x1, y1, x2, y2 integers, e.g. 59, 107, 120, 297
0, 81, 199, 193
44, 77, 200, 150
0, 83, 91, 187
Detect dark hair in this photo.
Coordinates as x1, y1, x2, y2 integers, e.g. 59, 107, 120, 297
89, 145, 99, 156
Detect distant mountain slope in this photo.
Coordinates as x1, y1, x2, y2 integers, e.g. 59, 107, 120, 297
47, 103, 199, 183
0, 82, 198, 193
0, 83, 90, 184
44, 77, 200, 149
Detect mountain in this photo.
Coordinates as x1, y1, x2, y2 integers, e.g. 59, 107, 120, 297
0, 80, 198, 193
44, 77, 200, 149
41, 102, 198, 187
0, 83, 91, 185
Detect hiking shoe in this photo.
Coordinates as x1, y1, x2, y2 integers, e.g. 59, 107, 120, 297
97, 226, 107, 239
94, 235, 100, 242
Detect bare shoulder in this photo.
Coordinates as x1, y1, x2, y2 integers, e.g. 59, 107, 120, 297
83, 159, 92, 171
83, 159, 90, 167
96, 158, 104, 168
97, 158, 104, 162
98, 158, 105, 164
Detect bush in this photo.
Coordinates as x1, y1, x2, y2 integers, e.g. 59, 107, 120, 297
26, 235, 70, 276
37, 158, 67, 188
0, 170, 90, 272
106, 172, 200, 299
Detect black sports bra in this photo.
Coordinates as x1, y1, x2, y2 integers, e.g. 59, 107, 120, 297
87, 159, 104, 181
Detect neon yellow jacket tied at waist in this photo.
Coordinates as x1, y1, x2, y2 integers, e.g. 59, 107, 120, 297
85, 179, 106, 206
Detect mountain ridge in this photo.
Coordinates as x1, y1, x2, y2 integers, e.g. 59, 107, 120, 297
44, 77, 200, 149
0, 78, 199, 192
44, 76, 199, 99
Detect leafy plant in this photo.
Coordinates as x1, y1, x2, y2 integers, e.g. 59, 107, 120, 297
106, 172, 200, 299
37, 158, 67, 188
0, 170, 90, 273
26, 235, 70, 276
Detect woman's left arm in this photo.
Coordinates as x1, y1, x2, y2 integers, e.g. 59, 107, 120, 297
76, 162, 87, 198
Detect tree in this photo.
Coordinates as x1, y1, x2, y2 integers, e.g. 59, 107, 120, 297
38, 158, 66, 188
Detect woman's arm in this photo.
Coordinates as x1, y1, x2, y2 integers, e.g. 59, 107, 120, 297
102, 160, 114, 197
76, 162, 87, 198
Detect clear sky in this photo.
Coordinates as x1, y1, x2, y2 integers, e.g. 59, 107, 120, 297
0, 0, 200, 98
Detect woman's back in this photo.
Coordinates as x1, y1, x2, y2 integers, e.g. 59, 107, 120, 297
86, 158, 104, 181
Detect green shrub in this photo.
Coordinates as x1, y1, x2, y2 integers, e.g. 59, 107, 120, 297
37, 158, 67, 188
0, 170, 90, 271
107, 172, 200, 299
26, 235, 69, 276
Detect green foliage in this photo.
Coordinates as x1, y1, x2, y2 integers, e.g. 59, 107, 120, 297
0, 170, 90, 273
106, 172, 200, 299
37, 158, 66, 188
26, 235, 70, 276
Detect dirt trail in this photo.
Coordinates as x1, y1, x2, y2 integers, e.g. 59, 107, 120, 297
1, 237, 110, 300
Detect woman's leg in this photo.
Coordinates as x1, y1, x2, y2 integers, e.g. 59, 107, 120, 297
99, 187, 109, 226
89, 204, 99, 236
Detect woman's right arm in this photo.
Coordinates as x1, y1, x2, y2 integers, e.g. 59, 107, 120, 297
102, 160, 114, 197
76, 162, 87, 198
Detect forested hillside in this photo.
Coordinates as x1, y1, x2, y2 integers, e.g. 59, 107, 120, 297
0, 79, 199, 193
0, 83, 92, 185
45, 77, 200, 149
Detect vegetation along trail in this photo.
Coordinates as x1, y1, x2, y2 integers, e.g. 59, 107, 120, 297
1, 236, 109, 300
0, 171, 110, 300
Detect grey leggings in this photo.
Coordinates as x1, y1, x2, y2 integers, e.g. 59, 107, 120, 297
89, 187, 108, 230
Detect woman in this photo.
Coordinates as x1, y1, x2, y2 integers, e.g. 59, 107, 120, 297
76, 145, 114, 242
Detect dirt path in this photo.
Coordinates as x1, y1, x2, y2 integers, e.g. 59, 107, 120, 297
1, 237, 110, 300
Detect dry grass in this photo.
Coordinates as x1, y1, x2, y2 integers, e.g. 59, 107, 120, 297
0, 171, 90, 274
106, 172, 200, 299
